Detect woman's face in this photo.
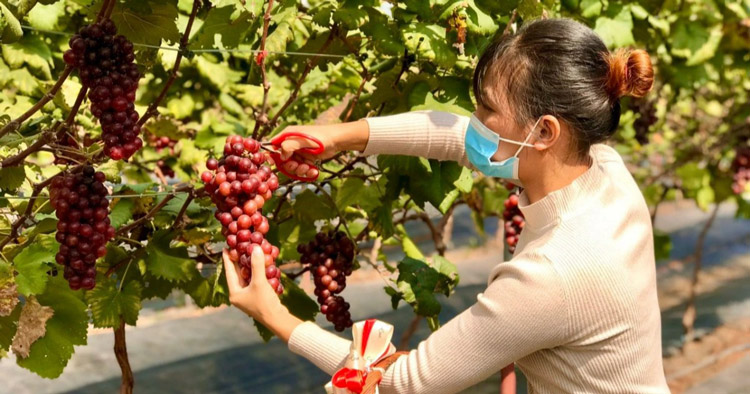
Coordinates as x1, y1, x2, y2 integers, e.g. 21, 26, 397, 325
473, 97, 544, 186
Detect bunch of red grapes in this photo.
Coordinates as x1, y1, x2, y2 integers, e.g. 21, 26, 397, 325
502, 193, 524, 254
63, 19, 142, 161
297, 230, 355, 331
202, 135, 283, 294
50, 166, 114, 290
156, 160, 175, 178
148, 134, 177, 154
732, 147, 750, 195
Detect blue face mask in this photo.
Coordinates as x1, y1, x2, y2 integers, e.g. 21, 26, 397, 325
464, 114, 540, 182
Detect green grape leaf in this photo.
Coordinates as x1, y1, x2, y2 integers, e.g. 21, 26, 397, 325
333, 7, 368, 30
194, 56, 245, 89
13, 236, 58, 296
518, 0, 544, 20
293, 189, 337, 222
27, 0, 66, 30
1, 35, 53, 80
403, 23, 458, 69
86, 276, 142, 328
191, 6, 253, 49
0, 2, 23, 43
140, 273, 175, 300
16, 276, 87, 379
253, 318, 274, 342
335, 176, 383, 211
109, 199, 134, 229
110, 0, 180, 46
593, 5, 635, 48
676, 163, 709, 192
280, 275, 318, 322
182, 274, 214, 308
144, 229, 198, 282
463, 0, 498, 35
361, 9, 404, 55
393, 257, 442, 317
431, 255, 459, 296
0, 166, 26, 191
579, 0, 602, 18
653, 230, 672, 261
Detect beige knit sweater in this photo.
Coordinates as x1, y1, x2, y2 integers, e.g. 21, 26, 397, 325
288, 111, 670, 393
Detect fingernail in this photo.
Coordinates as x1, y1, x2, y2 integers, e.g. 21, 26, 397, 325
252, 246, 263, 258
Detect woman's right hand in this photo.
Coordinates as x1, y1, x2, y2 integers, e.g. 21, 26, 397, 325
275, 119, 370, 163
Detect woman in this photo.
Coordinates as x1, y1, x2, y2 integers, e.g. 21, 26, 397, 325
223, 18, 670, 393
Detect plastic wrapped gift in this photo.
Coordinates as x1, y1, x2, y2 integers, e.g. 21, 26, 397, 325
325, 319, 396, 394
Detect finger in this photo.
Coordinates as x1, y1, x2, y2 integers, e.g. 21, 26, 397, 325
283, 160, 299, 173
295, 163, 310, 176
250, 246, 269, 287
280, 138, 317, 161
222, 249, 245, 293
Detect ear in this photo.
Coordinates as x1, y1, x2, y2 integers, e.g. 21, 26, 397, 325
532, 115, 561, 151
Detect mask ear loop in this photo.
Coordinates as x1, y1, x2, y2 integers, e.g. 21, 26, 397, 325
511, 116, 543, 157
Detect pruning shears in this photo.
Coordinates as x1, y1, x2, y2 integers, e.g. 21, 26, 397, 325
263, 132, 324, 182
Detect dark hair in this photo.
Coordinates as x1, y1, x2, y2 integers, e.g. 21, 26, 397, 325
472, 18, 654, 159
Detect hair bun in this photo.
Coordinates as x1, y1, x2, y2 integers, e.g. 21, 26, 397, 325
605, 49, 654, 99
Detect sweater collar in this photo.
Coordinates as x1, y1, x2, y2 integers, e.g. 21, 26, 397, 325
517, 156, 601, 231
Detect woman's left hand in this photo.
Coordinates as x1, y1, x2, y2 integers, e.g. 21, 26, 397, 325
223, 246, 303, 342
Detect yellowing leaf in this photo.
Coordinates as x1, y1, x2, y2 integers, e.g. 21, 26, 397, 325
12, 297, 54, 358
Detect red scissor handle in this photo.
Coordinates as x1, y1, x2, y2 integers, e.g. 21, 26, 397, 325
268, 132, 324, 182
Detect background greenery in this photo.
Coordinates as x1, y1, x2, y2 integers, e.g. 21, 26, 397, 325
0, 0, 748, 387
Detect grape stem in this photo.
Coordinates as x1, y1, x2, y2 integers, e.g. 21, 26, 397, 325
136, 0, 200, 127
0, 66, 73, 140
287, 265, 309, 280
96, 0, 115, 22
252, 0, 276, 139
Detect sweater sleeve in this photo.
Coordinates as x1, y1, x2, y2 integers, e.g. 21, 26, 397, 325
288, 254, 570, 394
362, 110, 471, 167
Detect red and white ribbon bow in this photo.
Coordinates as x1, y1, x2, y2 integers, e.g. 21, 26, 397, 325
325, 319, 396, 394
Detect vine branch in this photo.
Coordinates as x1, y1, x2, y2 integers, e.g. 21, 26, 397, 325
116, 185, 193, 236
681, 203, 720, 343
0, 175, 59, 249
260, 26, 338, 138
171, 188, 196, 229
114, 319, 134, 394
136, 0, 200, 127
252, 0, 276, 138
0, 67, 73, 140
